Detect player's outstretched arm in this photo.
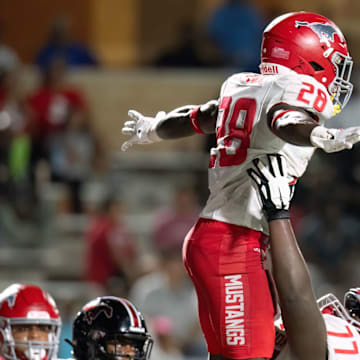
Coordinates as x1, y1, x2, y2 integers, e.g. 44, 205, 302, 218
248, 155, 327, 360
121, 100, 217, 151
267, 104, 360, 153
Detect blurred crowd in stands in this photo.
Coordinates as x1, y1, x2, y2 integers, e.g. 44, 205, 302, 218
0, 1, 360, 359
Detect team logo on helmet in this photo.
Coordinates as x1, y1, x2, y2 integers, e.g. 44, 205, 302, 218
295, 21, 342, 47
6, 295, 17, 309
84, 304, 113, 325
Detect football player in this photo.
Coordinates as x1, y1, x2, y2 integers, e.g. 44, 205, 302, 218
248, 154, 360, 360
66, 296, 153, 360
344, 288, 360, 325
121, 11, 360, 360
0, 284, 61, 360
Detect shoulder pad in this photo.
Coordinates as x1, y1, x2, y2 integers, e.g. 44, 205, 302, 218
270, 73, 334, 120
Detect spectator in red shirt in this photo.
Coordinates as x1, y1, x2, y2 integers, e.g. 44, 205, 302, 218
152, 184, 199, 253
28, 57, 87, 148
84, 196, 138, 292
28, 57, 98, 212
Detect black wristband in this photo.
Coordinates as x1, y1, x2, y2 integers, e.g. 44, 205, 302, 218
267, 209, 290, 222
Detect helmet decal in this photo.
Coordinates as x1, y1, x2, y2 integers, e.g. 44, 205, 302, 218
6, 295, 17, 309
26, 311, 51, 319
271, 47, 290, 60
119, 298, 142, 329
295, 21, 343, 47
84, 304, 113, 325
0, 284, 22, 309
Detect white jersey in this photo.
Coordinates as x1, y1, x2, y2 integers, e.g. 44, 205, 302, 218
276, 314, 360, 360
200, 71, 334, 234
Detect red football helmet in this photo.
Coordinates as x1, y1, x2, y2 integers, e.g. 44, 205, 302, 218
260, 12, 353, 111
0, 284, 61, 360
344, 288, 360, 331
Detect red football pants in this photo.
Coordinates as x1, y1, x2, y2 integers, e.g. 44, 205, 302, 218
182, 218, 275, 359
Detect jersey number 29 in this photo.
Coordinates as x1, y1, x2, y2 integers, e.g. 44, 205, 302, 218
210, 96, 257, 168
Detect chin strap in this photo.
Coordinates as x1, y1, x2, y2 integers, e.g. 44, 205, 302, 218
331, 98, 342, 115
65, 338, 75, 348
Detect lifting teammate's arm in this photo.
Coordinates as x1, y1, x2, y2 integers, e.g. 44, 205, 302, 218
268, 219, 327, 360
247, 155, 327, 360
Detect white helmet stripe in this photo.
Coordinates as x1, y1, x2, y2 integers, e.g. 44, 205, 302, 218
264, 12, 296, 32
119, 298, 141, 328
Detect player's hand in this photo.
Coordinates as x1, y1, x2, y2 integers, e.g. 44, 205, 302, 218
247, 154, 291, 222
121, 110, 166, 151
310, 126, 360, 153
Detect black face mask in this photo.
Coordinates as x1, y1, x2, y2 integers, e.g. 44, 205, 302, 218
345, 295, 360, 320
101, 336, 145, 360
68, 335, 152, 360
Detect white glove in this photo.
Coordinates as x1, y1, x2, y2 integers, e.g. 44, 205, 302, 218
121, 110, 166, 151
310, 126, 360, 153
247, 154, 291, 221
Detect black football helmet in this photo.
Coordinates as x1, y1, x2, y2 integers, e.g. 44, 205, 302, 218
344, 288, 360, 331
67, 296, 153, 360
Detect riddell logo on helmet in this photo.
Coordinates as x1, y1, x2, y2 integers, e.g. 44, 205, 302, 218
295, 21, 342, 48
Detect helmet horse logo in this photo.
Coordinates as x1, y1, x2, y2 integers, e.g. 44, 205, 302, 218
6, 295, 17, 309
84, 304, 113, 325
295, 21, 341, 47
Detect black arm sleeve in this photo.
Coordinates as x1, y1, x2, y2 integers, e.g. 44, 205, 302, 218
156, 103, 217, 139
267, 104, 319, 146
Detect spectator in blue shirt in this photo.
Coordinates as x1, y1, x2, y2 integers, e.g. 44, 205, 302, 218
35, 15, 99, 70
207, 0, 266, 71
